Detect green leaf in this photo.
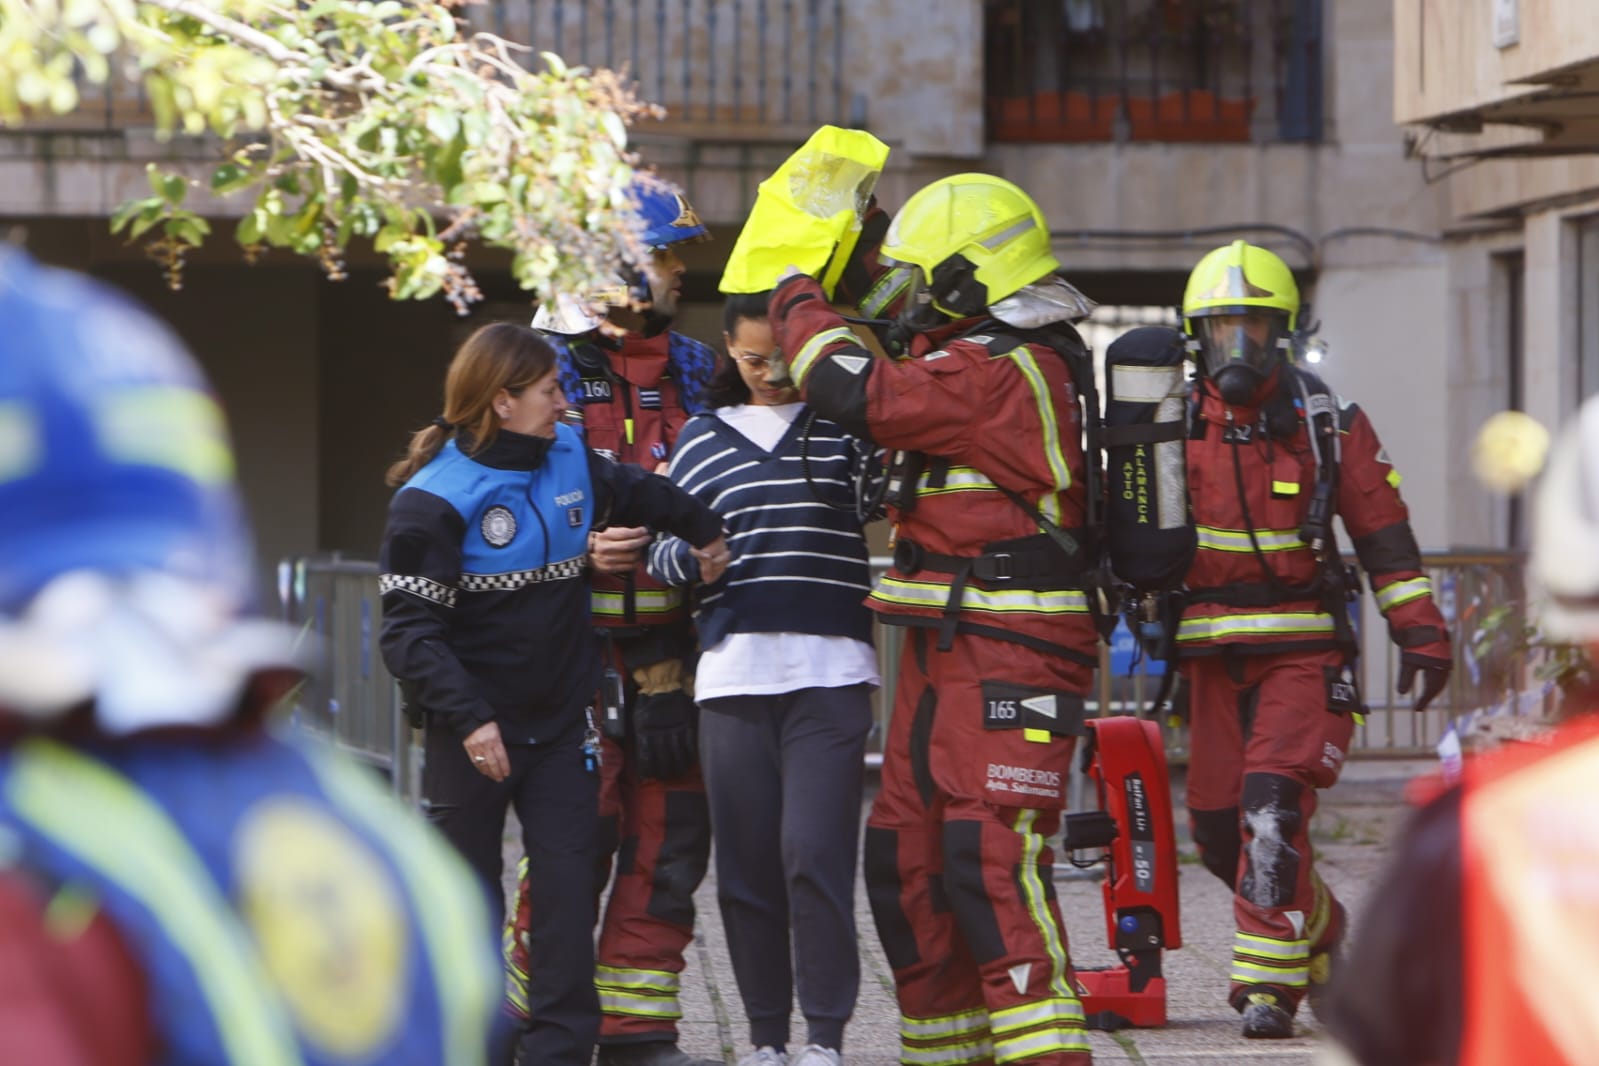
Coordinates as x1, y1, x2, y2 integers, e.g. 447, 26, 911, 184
425, 108, 459, 144
110, 196, 160, 235
168, 215, 209, 248
237, 210, 265, 245
373, 223, 406, 253
210, 163, 255, 194
128, 205, 166, 240
469, 181, 506, 205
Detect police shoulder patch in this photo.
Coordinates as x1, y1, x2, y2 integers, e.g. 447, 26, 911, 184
480, 505, 517, 547
235, 796, 409, 1056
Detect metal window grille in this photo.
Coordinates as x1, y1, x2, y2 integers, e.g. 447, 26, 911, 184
984, 0, 1323, 144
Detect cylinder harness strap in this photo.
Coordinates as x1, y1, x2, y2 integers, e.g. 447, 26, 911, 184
1201, 368, 1358, 651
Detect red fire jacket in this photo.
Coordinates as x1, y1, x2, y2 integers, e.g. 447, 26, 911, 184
0, 869, 151, 1065
772, 275, 1098, 664
550, 330, 715, 629
1324, 716, 1599, 1065
1178, 372, 1449, 662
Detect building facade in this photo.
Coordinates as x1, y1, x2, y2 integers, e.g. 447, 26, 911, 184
1394, 0, 1599, 549
2, 0, 1452, 585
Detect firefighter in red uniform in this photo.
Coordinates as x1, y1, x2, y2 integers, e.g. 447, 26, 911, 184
1323, 396, 1598, 1066
504, 177, 720, 1066
771, 174, 1100, 1066
1172, 240, 1452, 1039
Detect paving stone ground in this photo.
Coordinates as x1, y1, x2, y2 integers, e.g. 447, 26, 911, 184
506, 757, 1423, 1065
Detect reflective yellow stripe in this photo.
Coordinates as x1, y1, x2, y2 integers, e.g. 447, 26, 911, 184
1012, 810, 1075, 1000
1232, 930, 1309, 986
989, 996, 1084, 1035
591, 588, 686, 616
873, 576, 1089, 615
1235, 932, 1309, 961
1374, 575, 1431, 612
307, 745, 498, 1066
915, 465, 998, 494
1231, 959, 1309, 987
595, 965, 680, 993
596, 987, 682, 1018
502, 853, 530, 1018
1195, 525, 1304, 552
787, 326, 858, 386
1000, 347, 1071, 520
900, 1038, 996, 1066
1306, 873, 1334, 946
1271, 480, 1300, 496
1386, 469, 1402, 488
992, 1024, 1091, 1063
8, 739, 300, 1066
1176, 612, 1336, 642
900, 1007, 991, 1041
861, 266, 914, 319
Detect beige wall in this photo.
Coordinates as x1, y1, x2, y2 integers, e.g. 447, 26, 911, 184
1394, 0, 1599, 123
1313, 262, 1450, 548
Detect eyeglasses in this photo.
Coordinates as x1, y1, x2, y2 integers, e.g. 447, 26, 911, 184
729, 348, 783, 371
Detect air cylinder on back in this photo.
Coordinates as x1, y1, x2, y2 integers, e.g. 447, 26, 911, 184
1103, 326, 1195, 591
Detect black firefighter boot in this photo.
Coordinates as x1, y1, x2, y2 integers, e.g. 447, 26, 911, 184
596, 1040, 724, 1066
1238, 988, 1297, 1039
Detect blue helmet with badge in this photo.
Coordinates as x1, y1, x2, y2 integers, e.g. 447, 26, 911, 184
0, 248, 302, 730
631, 175, 711, 250
532, 175, 711, 334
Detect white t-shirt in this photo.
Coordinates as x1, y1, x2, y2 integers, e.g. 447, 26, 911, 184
692, 402, 881, 701
715, 401, 804, 450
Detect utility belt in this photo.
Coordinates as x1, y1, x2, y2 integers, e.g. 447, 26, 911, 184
893, 533, 1088, 654
893, 533, 1088, 589
1186, 562, 1359, 610
1184, 581, 1322, 608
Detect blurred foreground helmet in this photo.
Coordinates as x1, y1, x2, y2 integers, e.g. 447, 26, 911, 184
1182, 240, 1299, 403
880, 174, 1061, 324
0, 248, 303, 730
1532, 395, 1599, 643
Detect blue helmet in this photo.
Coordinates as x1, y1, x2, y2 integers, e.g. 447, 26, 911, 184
631, 175, 711, 249
0, 248, 256, 616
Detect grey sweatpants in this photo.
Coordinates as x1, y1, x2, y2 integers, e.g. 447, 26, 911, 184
698, 684, 874, 1052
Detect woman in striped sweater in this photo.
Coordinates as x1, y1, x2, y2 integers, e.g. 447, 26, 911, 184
648, 293, 879, 1066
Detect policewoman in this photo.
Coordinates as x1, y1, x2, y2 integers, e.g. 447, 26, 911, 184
380, 322, 728, 1066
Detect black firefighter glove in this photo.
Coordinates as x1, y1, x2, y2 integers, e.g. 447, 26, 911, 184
631, 659, 699, 781
1397, 652, 1452, 713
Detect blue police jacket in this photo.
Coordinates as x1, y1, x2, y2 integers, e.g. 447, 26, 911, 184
0, 732, 501, 1065
379, 425, 722, 743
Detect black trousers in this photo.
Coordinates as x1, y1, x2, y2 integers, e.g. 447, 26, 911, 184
699, 684, 873, 1052
424, 722, 600, 1066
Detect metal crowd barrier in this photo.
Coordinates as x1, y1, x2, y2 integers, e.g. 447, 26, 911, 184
278, 556, 425, 807
279, 549, 1528, 802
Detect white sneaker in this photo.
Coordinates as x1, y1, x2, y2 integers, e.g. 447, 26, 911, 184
788, 1047, 840, 1066
736, 1049, 787, 1066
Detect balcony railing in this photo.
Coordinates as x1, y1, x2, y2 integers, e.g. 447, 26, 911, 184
984, 0, 1323, 144
14, 0, 851, 139
482, 0, 851, 138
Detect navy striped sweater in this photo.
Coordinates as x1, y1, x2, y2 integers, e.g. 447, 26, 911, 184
648, 408, 874, 649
